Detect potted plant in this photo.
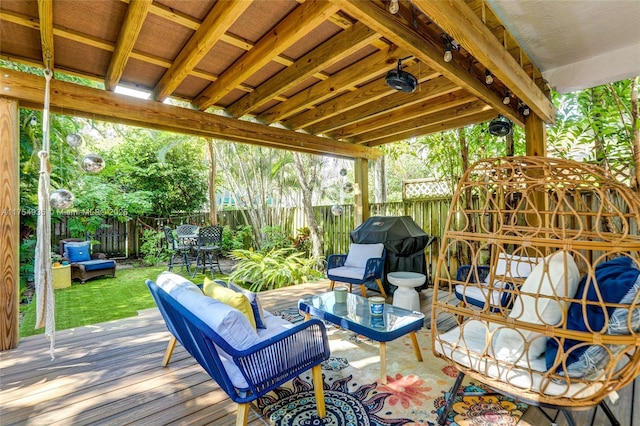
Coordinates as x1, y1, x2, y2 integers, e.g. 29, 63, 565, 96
51, 253, 62, 267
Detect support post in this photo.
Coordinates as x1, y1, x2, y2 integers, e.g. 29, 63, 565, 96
354, 158, 369, 226
0, 97, 20, 350
525, 113, 547, 157
524, 113, 548, 232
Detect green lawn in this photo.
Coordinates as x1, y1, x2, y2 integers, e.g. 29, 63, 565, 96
20, 266, 212, 338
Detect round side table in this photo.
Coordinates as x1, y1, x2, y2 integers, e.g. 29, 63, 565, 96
387, 271, 425, 312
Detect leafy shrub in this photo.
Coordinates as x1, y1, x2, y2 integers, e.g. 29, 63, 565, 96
259, 226, 292, 253
221, 225, 252, 254
19, 237, 36, 302
228, 247, 323, 292
140, 229, 169, 266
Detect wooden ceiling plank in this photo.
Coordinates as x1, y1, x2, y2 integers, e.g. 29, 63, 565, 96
364, 109, 497, 146
105, 0, 153, 91
308, 75, 458, 135
36, 0, 54, 70
226, 22, 380, 117
352, 99, 491, 144
329, 90, 476, 140
330, 0, 524, 126
0, 68, 380, 159
411, 0, 554, 123
193, 0, 340, 110
153, 0, 251, 102
260, 44, 408, 124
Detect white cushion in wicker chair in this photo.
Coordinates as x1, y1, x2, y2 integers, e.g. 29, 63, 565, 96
435, 319, 604, 399
493, 251, 581, 362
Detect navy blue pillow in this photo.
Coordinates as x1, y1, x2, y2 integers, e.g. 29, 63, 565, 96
546, 256, 640, 371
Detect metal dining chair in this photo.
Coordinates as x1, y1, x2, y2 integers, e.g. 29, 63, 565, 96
191, 225, 223, 277
163, 227, 192, 274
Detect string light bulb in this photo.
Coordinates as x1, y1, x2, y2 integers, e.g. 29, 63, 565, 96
485, 70, 493, 85
503, 90, 511, 105
444, 43, 453, 62
388, 0, 399, 14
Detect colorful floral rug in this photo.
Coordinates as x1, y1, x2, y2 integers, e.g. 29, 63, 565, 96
256, 327, 528, 426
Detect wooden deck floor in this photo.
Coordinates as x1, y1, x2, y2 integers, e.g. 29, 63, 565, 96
1, 281, 637, 425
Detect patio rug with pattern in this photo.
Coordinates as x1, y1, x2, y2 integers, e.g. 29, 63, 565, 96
255, 327, 528, 426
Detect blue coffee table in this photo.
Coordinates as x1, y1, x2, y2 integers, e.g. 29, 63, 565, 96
298, 291, 424, 383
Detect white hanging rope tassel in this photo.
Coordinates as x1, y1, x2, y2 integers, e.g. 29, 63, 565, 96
34, 67, 56, 360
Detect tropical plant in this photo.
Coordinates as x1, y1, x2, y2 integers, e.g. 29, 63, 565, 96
19, 237, 37, 302
140, 229, 169, 266
259, 226, 292, 253
228, 247, 324, 292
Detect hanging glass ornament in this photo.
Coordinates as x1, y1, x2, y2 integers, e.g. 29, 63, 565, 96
343, 182, 354, 193
81, 153, 106, 173
331, 205, 344, 216
50, 189, 75, 210
339, 168, 348, 177
66, 133, 84, 148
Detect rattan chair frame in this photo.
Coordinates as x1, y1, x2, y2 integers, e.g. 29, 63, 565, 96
431, 156, 640, 424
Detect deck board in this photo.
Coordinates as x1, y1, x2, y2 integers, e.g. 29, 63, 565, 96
1, 280, 635, 425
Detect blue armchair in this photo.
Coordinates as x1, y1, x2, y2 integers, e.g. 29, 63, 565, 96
146, 279, 330, 426
327, 243, 387, 298
59, 238, 116, 283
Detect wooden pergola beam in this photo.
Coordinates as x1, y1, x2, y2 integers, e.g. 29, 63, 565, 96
265, 45, 410, 125
286, 60, 440, 132
0, 69, 381, 160
412, 0, 555, 124
365, 109, 497, 146
152, 0, 251, 102
105, 0, 152, 91
311, 76, 459, 135
193, 0, 340, 110
329, 90, 476, 140
355, 100, 491, 144
226, 22, 379, 118
329, 0, 524, 127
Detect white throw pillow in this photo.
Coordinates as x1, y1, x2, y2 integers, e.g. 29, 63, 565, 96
493, 251, 580, 362
156, 271, 203, 298
485, 252, 542, 283
175, 289, 259, 351
343, 243, 384, 269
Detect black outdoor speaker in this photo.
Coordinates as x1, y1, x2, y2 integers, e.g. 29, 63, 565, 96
386, 58, 417, 93
488, 115, 513, 137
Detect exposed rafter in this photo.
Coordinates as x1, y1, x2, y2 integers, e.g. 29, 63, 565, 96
411, 0, 555, 124
105, 0, 152, 91
152, 0, 251, 101
328, 0, 525, 127
226, 21, 379, 118
193, 0, 340, 110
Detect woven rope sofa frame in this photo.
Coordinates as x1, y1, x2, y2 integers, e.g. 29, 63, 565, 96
431, 156, 640, 424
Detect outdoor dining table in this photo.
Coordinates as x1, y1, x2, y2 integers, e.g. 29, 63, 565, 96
298, 291, 424, 384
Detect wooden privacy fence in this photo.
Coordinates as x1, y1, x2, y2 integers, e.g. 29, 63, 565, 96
49, 199, 451, 261
48, 193, 628, 282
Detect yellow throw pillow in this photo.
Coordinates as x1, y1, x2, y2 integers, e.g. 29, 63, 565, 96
203, 277, 257, 330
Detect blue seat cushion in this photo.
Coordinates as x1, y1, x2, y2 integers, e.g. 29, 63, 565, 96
546, 256, 640, 374
77, 259, 116, 271
66, 242, 91, 262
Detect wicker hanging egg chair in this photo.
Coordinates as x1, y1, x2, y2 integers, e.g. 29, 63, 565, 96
431, 156, 640, 425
